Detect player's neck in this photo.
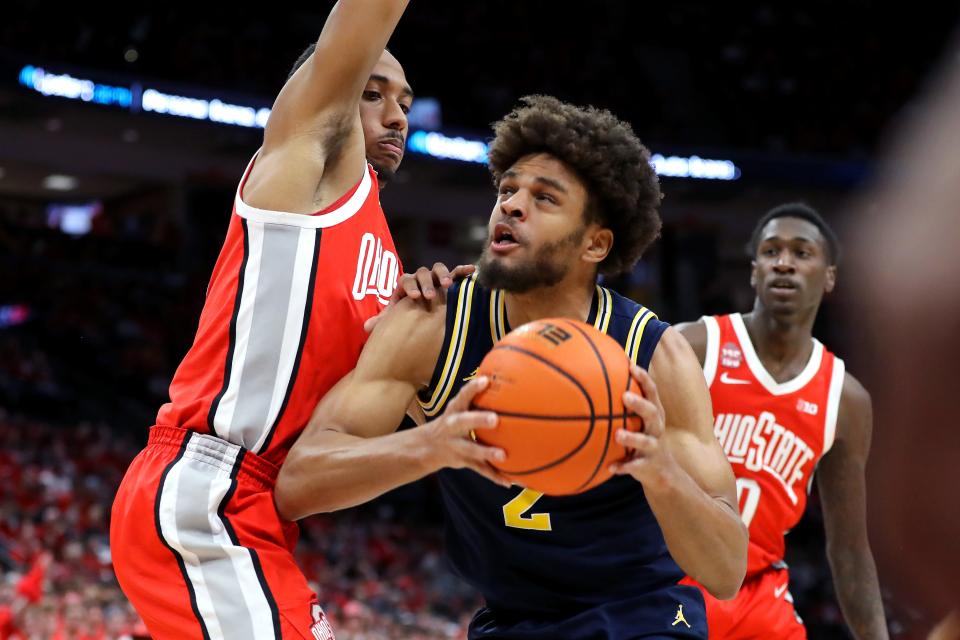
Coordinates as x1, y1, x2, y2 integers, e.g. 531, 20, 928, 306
743, 304, 818, 369
504, 280, 595, 330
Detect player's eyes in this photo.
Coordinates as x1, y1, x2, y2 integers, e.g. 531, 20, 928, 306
363, 91, 382, 101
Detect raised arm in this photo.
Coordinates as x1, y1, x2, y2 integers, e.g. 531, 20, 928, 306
267, 0, 409, 144
275, 296, 507, 520
817, 373, 888, 639
612, 328, 747, 599
246, 0, 411, 213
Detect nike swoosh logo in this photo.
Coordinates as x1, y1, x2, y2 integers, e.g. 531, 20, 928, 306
720, 372, 751, 385
774, 583, 789, 599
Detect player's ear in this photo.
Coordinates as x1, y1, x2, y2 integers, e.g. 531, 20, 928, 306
582, 227, 613, 265
750, 260, 759, 289
824, 264, 837, 293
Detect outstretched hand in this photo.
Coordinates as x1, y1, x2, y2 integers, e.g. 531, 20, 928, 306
365, 262, 475, 332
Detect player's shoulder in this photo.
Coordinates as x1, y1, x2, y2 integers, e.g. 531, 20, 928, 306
604, 286, 667, 329
375, 291, 449, 339
362, 294, 449, 385
447, 272, 489, 300
673, 318, 710, 365
839, 368, 872, 415
601, 287, 669, 369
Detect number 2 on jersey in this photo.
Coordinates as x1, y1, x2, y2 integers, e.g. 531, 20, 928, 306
736, 477, 761, 528
502, 488, 552, 531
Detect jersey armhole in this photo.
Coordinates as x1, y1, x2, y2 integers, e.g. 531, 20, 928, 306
633, 316, 670, 370
234, 151, 374, 229
822, 357, 846, 454
417, 276, 476, 417
701, 315, 721, 387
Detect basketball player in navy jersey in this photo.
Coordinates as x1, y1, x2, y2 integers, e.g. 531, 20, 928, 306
277, 96, 748, 639
676, 204, 887, 638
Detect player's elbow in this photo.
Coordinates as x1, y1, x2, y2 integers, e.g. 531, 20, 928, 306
703, 521, 748, 600
275, 448, 336, 521
274, 463, 308, 522
702, 564, 745, 601
705, 574, 744, 601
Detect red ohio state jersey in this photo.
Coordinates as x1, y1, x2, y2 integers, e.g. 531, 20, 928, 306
702, 313, 845, 577
156, 154, 401, 466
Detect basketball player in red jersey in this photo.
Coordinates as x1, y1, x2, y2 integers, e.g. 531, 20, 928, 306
108, 2, 439, 638
677, 203, 887, 639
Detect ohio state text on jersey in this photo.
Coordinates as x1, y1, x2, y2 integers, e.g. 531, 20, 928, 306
156, 154, 401, 466
702, 313, 845, 576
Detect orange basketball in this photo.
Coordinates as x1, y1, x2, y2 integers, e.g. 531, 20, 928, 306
471, 318, 643, 495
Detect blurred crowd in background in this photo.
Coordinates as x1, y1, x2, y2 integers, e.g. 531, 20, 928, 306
2, 2, 959, 638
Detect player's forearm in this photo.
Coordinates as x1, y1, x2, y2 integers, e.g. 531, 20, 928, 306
645, 468, 747, 600
312, 0, 410, 85
275, 427, 435, 520
828, 545, 889, 640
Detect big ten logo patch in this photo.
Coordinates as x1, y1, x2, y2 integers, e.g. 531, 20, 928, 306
721, 342, 743, 369
352, 232, 399, 305
310, 603, 335, 640
796, 399, 819, 416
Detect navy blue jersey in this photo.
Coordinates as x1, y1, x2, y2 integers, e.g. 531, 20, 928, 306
418, 275, 707, 639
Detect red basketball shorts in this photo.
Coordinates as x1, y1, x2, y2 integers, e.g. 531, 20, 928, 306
682, 566, 806, 639
110, 426, 335, 639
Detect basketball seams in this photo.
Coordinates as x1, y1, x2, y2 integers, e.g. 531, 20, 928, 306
560, 320, 616, 492
483, 344, 597, 476
470, 409, 634, 421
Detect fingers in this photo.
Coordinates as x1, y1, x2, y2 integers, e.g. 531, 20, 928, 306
416, 266, 438, 300
444, 408, 498, 434
609, 430, 658, 477
392, 272, 420, 303
449, 264, 476, 282
451, 433, 508, 486
469, 460, 512, 488
609, 456, 650, 477
393, 263, 474, 305
430, 262, 453, 288
625, 365, 665, 438
623, 390, 664, 438
615, 429, 657, 456
440, 410, 510, 488
453, 435, 505, 465
446, 375, 490, 413
631, 365, 662, 415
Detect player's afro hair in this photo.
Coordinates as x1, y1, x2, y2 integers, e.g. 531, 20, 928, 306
487, 95, 662, 275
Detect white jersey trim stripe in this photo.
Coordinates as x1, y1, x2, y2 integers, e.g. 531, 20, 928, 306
157, 435, 280, 639
730, 313, 824, 396
234, 151, 373, 229
701, 315, 720, 387
823, 357, 845, 454
214, 221, 264, 443
251, 226, 319, 453
157, 451, 224, 638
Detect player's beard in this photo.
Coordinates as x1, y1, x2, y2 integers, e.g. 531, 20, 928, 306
478, 226, 585, 293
